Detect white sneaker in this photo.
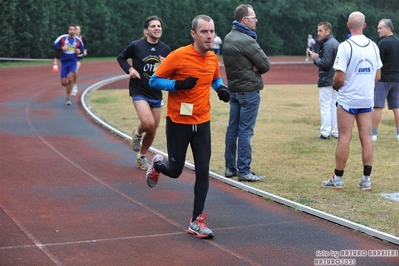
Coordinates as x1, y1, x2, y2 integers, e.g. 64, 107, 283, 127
322, 175, 344, 190
71, 84, 78, 96
136, 155, 150, 171
396, 135, 399, 141
371, 135, 377, 142
130, 128, 142, 152
238, 172, 266, 182
146, 154, 164, 188
358, 176, 372, 191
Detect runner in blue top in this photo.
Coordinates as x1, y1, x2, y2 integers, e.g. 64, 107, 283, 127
53, 23, 84, 106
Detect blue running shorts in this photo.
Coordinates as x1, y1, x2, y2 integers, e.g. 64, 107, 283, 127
60, 60, 77, 79
132, 95, 163, 108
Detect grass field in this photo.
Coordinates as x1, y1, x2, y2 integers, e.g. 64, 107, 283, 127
89, 83, 399, 238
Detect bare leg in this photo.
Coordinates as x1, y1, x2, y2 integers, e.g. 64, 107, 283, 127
356, 111, 374, 166
133, 100, 162, 154
393, 108, 399, 131
335, 106, 355, 170
65, 73, 75, 99
372, 107, 383, 131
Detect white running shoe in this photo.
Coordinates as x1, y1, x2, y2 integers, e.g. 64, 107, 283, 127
322, 175, 344, 190
358, 176, 372, 191
136, 155, 150, 171
371, 135, 377, 142
146, 154, 163, 188
71, 84, 78, 96
188, 213, 214, 239
130, 128, 142, 152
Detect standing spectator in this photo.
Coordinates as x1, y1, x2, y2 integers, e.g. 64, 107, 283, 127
53, 24, 84, 106
313, 35, 322, 54
117, 15, 171, 170
371, 18, 399, 142
148, 14, 230, 239
211, 32, 223, 55
311, 22, 339, 140
222, 4, 270, 181
306, 34, 316, 61
72, 25, 88, 96
322, 11, 382, 191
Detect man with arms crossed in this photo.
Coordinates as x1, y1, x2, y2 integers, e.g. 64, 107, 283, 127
322, 11, 382, 191
223, 4, 270, 181
117, 16, 171, 170
311, 22, 339, 140
371, 18, 399, 142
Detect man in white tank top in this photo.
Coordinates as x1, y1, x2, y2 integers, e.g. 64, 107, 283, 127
322, 11, 382, 191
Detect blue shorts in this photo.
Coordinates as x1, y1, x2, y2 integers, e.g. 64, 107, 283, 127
132, 95, 163, 108
60, 60, 77, 78
339, 105, 373, 115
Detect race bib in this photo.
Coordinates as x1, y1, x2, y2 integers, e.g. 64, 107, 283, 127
180, 103, 193, 116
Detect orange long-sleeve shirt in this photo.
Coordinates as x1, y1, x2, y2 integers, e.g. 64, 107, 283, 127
153, 44, 220, 124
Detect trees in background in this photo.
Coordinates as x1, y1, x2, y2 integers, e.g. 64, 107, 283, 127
1, 0, 398, 58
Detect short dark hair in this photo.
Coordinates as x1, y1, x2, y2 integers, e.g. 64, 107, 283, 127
191, 15, 212, 31
144, 15, 162, 29
318, 22, 333, 34
234, 4, 253, 21
68, 23, 77, 30
379, 18, 394, 32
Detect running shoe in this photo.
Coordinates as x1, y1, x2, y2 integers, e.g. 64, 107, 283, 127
146, 154, 163, 188
371, 135, 377, 142
322, 175, 344, 190
188, 213, 214, 239
358, 176, 372, 191
130, 127, 142, 152
238, 172, 266, 182
65, 99, 72, 106
71, 84, 78, 96
136, 155, 150, 171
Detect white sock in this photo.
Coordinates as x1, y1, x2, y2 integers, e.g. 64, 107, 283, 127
135, 128, 142, 136
334, 175, 342, 181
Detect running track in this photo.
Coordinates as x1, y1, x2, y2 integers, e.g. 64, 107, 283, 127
0, 60, 398, 265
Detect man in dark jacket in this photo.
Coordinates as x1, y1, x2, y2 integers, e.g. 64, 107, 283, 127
222, 4, 270, 182
311, 22, 339, 139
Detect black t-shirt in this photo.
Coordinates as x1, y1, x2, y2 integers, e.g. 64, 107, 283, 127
117, 38, 171, 99
378, 35, 399, 82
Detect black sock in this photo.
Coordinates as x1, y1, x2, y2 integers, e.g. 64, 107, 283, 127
334, 169, 344, 177
364, 165, 372, 176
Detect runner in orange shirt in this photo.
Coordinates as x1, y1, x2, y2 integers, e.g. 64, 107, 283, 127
148, 14, 230, 239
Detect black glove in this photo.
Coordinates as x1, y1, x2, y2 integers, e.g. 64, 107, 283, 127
217, 85, 230, 102
174, 77, 198, 90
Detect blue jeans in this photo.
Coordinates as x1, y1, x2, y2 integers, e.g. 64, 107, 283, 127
224, 91, 260, 176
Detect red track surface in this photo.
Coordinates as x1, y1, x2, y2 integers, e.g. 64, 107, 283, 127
0, 60, 398, 265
